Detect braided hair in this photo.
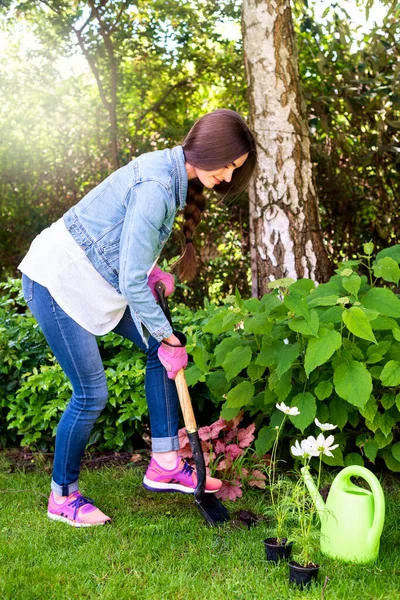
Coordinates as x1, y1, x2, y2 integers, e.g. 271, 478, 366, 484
176, 109, 257, 281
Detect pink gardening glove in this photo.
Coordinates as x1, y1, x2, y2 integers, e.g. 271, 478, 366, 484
158, 341, 188, 380
148, 266, 174, 300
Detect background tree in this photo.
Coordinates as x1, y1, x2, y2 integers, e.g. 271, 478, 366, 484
242, 0, 333, 296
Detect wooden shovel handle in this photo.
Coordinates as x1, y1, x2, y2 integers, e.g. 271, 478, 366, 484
175, 369, 197, 433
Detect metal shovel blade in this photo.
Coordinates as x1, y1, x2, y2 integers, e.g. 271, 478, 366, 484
188, 431, 230, 527
194, 493, 230, 527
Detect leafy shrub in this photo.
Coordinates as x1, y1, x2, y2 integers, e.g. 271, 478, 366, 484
184, 244, 400, 472
0, 279, 149, 451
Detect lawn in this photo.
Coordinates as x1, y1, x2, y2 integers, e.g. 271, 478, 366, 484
0, 452, 399, 600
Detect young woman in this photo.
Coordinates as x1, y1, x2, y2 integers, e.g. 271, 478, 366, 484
19, 109, 257, 527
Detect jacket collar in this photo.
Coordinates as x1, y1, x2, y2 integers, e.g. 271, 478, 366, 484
171, 146, 188, 210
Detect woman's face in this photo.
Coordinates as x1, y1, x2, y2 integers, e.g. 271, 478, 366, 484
189, 153, 249, 189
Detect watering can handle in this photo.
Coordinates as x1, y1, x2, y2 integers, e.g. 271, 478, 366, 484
332, 466, 385, 542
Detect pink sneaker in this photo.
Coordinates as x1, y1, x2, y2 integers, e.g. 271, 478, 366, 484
143, 457, 222, 494
47, 491, 112, 527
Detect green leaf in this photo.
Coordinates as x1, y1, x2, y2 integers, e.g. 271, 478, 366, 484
289, 392, 316, 432
396, 392, 400, 411
185, 365, 203, 386
274, 369, 293, 402
381, 393, 396, 409
342, 307, 377, 343
361, 288, 400, 318
315, 380, 333, 400
381, 448, 400, 472
214, 338, 240, 367
289, 279, 315, 297
322, 448, 344, 467
363, 242, 374, 256
287, 310, 319, 337
374, 429, 393, 449
364, 440, 378, 463
342, 273, 361, 297
308, 294, 339, 308
375, 411, 395, 437
191, 346, 210, 372
380, 361, 400, 387
203, 310, 242, 334
222, 346, 253, 381
304, 328, 342, 376
376, 244, 400, 264
391, 442, 400, 463
284, 294, 311, 320
247, 362, 266, 382
235, 286, 243, 309
319, 306, 344, 324
316, 401, 330, 422
244, 313, 272, 335
344, 453, 364, 467
372, 257, 400, 285
274, 342, 300, 378
334, 361, 372, 408
255, 426, 276, 456
226, 381, 254, 408
220, 403, 241, 421
329, 398, 348, 429
206, 371, 230, 395
256, 340, 281, 367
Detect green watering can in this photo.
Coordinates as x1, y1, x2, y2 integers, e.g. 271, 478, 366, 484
301, 465, 385, 563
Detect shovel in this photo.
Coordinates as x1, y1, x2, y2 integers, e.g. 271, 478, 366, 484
155, 281, 230, 527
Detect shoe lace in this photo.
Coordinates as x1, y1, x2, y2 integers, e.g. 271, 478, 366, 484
68, 493, 95, 521
181, 460, 194, 476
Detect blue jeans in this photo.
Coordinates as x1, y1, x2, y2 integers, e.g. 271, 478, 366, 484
21, 274, 180, 496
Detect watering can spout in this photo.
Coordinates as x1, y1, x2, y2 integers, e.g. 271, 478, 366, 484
300, 466, 326, 520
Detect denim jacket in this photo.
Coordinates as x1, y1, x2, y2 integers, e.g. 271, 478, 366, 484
63, 146, 188, 345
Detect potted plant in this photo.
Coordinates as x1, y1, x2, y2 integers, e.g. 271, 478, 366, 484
263, 402, 300, 562
288, 419, 338, 587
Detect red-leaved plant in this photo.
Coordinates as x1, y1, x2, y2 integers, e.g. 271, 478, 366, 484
179, 412, 266, 501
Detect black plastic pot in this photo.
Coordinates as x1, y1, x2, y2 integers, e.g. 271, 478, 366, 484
263, 537, 293, 563
288, 561, 320, 588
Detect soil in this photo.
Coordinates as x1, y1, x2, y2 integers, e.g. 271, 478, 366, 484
265, 537, 288, 546
1, 448, 149, 473
290, 561, 319, 569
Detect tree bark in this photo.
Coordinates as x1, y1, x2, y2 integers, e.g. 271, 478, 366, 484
242, 0, 332, 297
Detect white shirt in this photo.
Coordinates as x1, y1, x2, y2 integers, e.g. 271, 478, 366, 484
18, 218, 128, 335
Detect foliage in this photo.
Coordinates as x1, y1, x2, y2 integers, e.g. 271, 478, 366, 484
182, 243, 400, 473
293, 0, 400, 258
0, 278, 149, 451
178, 411, 266, 501
1, 1, 399, 307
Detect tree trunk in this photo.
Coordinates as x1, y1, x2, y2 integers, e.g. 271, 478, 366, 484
242, 0, 332, 297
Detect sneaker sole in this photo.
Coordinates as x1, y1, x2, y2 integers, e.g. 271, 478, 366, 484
47, 511, 111, 527
142, 476, 219, 494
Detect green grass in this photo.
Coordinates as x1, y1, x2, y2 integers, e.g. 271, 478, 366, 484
1, 453, 399, 600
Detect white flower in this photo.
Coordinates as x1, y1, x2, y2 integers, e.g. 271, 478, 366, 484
314, 418, 337, 432
306, 433, 339, 457
276, 402, 300, 416
291, 439, 313, 458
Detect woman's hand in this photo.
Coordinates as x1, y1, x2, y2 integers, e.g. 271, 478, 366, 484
158, 333, 188, 380
148, 266, 174, 300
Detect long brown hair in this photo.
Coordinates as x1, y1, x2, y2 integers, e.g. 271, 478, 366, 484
177, 109, 256, 281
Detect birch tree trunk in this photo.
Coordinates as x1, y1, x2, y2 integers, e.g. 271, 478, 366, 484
242, 0, 332, 297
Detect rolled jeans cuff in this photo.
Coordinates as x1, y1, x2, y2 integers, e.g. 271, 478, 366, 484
151, 435, 180, 452
51, 478, 79, 497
